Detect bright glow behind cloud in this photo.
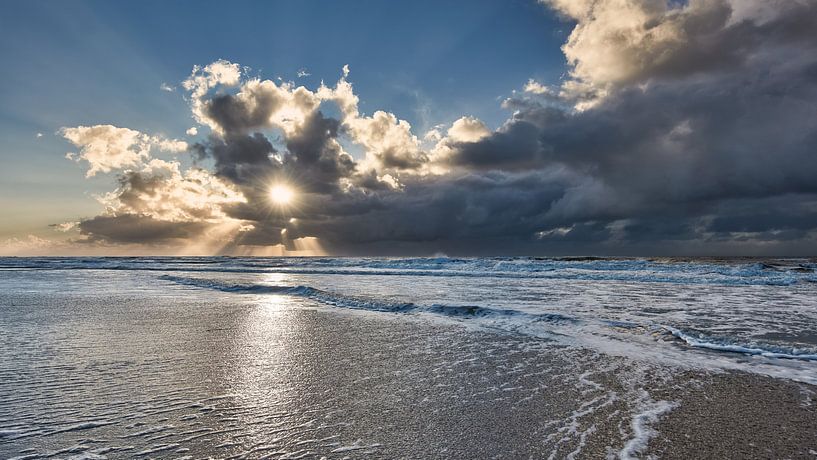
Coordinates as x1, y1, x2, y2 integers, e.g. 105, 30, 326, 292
36, 0, 817, 256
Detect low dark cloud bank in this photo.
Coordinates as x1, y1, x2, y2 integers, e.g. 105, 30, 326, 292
59, 0, 817, 255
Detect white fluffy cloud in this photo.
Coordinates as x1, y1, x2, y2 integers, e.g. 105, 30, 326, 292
426, 116, 491, 168
317, 70, 428, 171
544, 0, 702, 88
540, 0, 794, 106
523, 79, 555, 96
183, 61, 325, 139
183, 59, 242, 129
96, 159, 245, 223
62, 125, 187, 177
446, 116, 490, 143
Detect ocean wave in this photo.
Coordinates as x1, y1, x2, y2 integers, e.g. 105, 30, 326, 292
160, 275, 417, 313
158, 275, 577, 325
4, 256, 817, 286
160, 275, 299, 294
661, 326, 817, 361
160, 275, 817, 365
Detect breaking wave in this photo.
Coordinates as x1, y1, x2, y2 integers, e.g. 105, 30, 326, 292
159, 275, 577, 324
160, 275, 817, 364
661, 326, 817, 361
3, 256, 817, 286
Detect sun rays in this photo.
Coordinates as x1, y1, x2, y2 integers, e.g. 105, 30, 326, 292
269, 184, 296, 206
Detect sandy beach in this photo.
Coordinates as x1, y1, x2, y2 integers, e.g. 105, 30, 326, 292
4, 0, 817, 456
1, 276, 815, 458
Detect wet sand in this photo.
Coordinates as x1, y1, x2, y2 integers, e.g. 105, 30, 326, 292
1, 291, 815, 458
648, 371, 817, 459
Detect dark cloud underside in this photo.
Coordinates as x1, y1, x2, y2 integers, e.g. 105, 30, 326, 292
55, 0, 817, 255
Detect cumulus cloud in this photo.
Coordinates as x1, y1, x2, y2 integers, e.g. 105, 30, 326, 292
183, 59, 242, 130
542, 0, 817, 104
523, 79, 554, 96
49, 2, 817, 255
344, 109, 427, 170
311, 67, 430, 171
62, 125, 187, 177
96, 159, 245, 222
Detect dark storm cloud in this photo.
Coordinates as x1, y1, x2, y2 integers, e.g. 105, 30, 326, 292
192, 111, 359, 203
376, 145, 428, 170
204, 92, 281, 135
78, 214, 208, 244
192, 133, 279, 185
638, 1, 817, 82
283, 111, 357, 193
64, 0, 817, 254
283, 171, 574, 246
433, 0, 817, 252
444, 120, 545, 170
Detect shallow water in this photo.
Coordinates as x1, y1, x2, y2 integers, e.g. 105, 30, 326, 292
1, 257, 816, 458
4, 256, 816, 379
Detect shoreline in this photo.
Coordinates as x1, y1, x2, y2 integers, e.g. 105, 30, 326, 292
1, 290, 815, 458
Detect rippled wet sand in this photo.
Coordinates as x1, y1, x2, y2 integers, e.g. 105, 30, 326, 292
1, 285, 815, 458
0, 288, 653, 459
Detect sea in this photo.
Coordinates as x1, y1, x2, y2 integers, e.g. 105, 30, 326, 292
1, 256, 816, 458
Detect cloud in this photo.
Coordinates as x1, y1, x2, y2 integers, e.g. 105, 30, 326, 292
448, 117, 491, 143
181, 61, 429, 188
48, 2, 817, 255
160, 82, 175, 92
62, 125, 187, 177
183, 59, 243, 130
50, 221, 78, 232
0, 235, 68, 256
542, 0, 817, 105
97, 159, 245, 223
78, 214, 209, 244
283, 110, 357, 192
319, 73, 429, 171
70, 158, 249, 251
523, 79, 554, 96
345, 110, 428, 170
193, 132, 275, 177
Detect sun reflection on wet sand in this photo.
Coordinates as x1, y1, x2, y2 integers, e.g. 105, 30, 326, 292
223, 273, 322, 452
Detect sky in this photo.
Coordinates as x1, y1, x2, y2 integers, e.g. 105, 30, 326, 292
1, 0, 817, 256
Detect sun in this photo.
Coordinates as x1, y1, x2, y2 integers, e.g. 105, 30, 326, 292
269, 184, 295, 205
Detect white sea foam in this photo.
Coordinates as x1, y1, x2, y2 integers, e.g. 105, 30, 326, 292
662, 326, 817, 361
2, 256, 816, 458
158, 271, 817, 385
3, 256, 816, 286
619, 393, 678, 460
